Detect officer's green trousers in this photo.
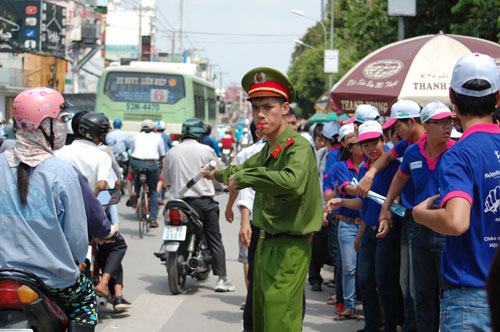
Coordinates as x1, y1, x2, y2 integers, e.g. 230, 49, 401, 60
253, 236, 311, 332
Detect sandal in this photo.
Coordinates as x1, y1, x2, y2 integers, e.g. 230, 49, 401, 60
334, 310, 356, 321
326, 294, 336, 305
94, 287, 111, 301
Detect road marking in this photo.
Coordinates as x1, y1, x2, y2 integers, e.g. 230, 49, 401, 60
99, 293, 186, 332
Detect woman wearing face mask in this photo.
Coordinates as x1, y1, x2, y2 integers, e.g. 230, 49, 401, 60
327, 120, 403, 332
0, 88, 96, 331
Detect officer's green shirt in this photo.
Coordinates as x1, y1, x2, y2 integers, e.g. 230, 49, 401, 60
215, 125, 323, 235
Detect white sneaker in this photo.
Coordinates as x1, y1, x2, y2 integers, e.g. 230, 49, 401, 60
214, 277, 236, 292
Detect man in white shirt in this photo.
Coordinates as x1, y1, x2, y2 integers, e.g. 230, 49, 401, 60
55, 111, 131, 312
127, 119, 165, 228
162, 118, 235, 292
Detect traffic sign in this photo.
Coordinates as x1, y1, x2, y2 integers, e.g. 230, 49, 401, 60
324, 49, 339, 74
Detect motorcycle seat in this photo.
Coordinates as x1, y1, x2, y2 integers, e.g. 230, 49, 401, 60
165, 199, 201, 219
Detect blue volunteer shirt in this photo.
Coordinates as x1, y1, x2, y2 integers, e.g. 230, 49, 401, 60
399, 136, 455, 205
0, 154, 88, 289
391, 139, 416, 209
323, 145, 342, 195
334, 159, 362, 219
438, 123, 500, 287
359, 158, 400, 226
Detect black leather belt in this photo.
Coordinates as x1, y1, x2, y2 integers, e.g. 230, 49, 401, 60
259, 229, 309, 240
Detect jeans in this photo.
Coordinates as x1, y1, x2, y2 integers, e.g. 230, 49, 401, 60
410, 223, 445, 332
328, 215, 343, 304
358, 223, 402, 332
440, 288, 491, 332
400, 212, 417, 331
130, 158, 159, 220
183, 197, 227, 277
337, 221, 360, 310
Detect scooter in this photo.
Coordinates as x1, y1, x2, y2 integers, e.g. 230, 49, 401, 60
0, 189, 121, 332
154, 161, 216, 295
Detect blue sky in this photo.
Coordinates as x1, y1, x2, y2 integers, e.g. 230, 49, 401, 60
156, 0, 321, 87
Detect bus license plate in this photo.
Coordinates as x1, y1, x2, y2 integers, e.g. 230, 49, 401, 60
163, 225, 187, 241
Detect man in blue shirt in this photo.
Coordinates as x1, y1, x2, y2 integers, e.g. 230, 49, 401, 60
105, 118, 132, 155
379, 101, 455, 332
413, 53, 500, 331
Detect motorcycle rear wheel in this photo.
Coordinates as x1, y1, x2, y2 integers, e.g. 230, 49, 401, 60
167, 252, 186, 295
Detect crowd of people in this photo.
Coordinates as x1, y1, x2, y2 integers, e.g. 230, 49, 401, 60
0, 53, 499, 332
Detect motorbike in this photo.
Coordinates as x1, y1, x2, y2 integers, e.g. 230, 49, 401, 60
220, 145, 233, 165
114, 152, 129, 194
154, 161, 216, 295
0, 189, 121, 332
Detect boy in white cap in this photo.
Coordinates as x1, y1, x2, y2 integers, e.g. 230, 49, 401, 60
354, 104, 380, 125
379, 101, 456, 331
357, 99, 425, 331
327, 120, 403, 332
413, 53, 500, 331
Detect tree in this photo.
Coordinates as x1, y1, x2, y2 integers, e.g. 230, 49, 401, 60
288, 0, 500, 118
288, 47, 326, 117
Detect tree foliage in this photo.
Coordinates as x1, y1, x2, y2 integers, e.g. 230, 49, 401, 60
288, 0, 500, 117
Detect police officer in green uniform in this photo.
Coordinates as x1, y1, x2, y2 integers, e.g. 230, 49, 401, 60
204, 67, 323, 332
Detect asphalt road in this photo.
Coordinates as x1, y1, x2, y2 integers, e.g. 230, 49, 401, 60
95, 193, 364, 332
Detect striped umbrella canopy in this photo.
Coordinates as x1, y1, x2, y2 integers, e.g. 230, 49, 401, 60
329, 33, 500, 116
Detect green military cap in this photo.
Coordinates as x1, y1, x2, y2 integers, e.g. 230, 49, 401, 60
241, 67, 295, 103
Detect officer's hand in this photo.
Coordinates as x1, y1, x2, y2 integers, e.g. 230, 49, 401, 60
225, 207, 234, 223
228, 175, 240, 192
239, 221, 252, 247
201, 168, 216, 180
376, 218, 391, 238
326, 198, 342, 213
357, 174, 374, 198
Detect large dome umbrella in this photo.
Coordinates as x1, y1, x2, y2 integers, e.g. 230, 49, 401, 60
329, 33, 500, 116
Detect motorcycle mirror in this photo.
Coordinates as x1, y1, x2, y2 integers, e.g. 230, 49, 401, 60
96, 189, 121, 206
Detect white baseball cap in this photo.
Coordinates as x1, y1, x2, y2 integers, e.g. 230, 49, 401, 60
322, 122, 341, 139
357, 120, 383, 143
420, 101, 454, 123
354, 104, 380, 123
382, 100, 421, 129
450, 53, 500, 97
339, 123, 355, 141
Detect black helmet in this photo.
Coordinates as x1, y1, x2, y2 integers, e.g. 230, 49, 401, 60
71, 111, 90, 138
79, 112, 111, 142
181, 118, 205, 140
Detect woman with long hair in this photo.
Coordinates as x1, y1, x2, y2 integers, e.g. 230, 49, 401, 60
0, 87, 96, 331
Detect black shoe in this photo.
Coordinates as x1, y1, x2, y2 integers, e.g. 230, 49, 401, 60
326, 279, 335, 288
113, 297, 132, 312
310, 283, 322, 292
126, 196, 137, 207
68, 320, 95, 332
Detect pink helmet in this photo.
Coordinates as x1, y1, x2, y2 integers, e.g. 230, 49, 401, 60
13, 87, 65, 130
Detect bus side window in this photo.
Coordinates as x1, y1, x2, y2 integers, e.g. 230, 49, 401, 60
193, 82, 205, 120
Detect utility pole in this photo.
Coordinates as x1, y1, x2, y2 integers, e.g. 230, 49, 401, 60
329, 0, 334, 89
138, 2, 142, 60
178, 0, 184, 54
171, 31, 176, 61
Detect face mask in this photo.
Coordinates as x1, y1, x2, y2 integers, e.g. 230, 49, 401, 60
52, 118, 68, 150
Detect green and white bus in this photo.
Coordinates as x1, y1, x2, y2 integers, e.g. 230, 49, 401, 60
95, 61, 216, 134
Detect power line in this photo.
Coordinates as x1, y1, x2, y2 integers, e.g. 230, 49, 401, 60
179, 30, 301, 37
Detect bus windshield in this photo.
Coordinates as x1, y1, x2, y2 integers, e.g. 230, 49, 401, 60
104, 71, 185, 104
